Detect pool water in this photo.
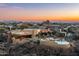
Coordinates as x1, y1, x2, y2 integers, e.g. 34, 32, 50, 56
55, 40, 69, 45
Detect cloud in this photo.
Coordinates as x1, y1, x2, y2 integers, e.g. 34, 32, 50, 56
10, 6, 24, 9
0, 3, 23, 9
0, 3, 8, 7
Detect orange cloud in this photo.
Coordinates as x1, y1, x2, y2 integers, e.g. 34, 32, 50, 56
0, 7, 79, 22
13, 16, 79, 22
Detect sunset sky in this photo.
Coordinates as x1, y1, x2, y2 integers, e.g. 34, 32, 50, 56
0, 3, 79, 22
